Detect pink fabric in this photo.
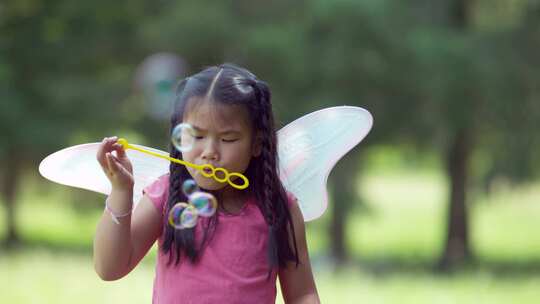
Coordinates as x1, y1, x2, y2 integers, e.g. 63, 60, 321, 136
143, 175, 293, 304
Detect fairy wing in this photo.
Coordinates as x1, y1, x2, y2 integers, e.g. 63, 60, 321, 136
277, 106, 373, 221
38, 143, 169, 205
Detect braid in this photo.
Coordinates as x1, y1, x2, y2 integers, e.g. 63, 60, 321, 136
260, 107, 279, 268
253, 80, 276, 223
252, 80, 299, 272
163, 147, 197, 265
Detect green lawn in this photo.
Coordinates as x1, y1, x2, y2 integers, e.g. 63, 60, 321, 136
1, 169, 540, 303
2, 248, 540, 304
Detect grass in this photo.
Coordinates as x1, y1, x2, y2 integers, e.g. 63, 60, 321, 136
2, 168, 540, 303
2, 249, 540, 304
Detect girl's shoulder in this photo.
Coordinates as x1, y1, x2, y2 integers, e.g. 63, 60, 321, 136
142, 174, 170, 215
285, 191, 298, 207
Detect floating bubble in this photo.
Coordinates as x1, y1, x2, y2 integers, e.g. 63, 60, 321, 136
145, 177, 167, 199
182, 179, 199, 197
189, 192, 218, 217
168, 202, 198, 229
171, 123, 196, 152
133, 52, 187, 120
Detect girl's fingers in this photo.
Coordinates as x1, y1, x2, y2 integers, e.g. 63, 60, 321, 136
106, 153, 118, 175
107, 153, 131, 177
96, 138, 108, 167
108, 152, 121, 165
105, 137, 118, 153
115, 161, 131, 177
98, 136, 119, 168
98, 137, 132, 181
112, 143, 127, 159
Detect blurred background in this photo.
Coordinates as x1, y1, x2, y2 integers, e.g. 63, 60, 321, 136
1, 0, 540, 303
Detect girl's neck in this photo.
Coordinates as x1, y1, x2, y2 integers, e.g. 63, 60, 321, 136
211, 186, 249, 214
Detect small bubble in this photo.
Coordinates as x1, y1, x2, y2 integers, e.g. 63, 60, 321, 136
168, 202, 198, 229
182, 179, 199, 197
171, 123, 196, 152
189, 192, 218, 217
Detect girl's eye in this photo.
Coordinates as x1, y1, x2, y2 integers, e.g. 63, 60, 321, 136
194, 136, 204, 140
222, 139, 238, 143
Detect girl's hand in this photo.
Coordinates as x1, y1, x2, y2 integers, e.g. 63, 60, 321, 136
96, 136, 134, 192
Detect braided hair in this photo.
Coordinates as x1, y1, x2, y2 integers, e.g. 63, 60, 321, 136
161, 64, 299, 271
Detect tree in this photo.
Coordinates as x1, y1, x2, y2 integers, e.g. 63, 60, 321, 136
0, 0, 148, 246
435, 0, 540, 269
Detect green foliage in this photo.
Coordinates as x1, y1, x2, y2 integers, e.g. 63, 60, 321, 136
2, 0, 538, 180
0, 0, 148, 165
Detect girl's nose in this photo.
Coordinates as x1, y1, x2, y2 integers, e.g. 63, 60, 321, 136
201, 141, 219, 161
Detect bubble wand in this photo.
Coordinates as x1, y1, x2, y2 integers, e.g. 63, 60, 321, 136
117, 138, 249, 190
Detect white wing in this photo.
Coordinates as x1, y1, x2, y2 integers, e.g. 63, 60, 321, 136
277, 106, 373, 221
38, 143, 169, 205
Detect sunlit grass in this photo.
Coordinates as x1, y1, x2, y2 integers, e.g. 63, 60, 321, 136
0, 249, 154, 303
474, 183, 540, 261
2, 249, 540, 304
351, 170, 447, 260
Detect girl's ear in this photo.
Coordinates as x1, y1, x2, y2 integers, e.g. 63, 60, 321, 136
252, 132, 263, 157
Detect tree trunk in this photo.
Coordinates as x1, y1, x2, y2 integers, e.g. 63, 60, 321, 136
1, 154, 22, 246
436, 0, 475, 272
330, 151, 360, 265
450, 0, 470, 28
438, 129, 472, 269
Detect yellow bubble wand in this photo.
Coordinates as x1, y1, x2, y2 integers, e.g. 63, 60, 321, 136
117, 138, 249, 190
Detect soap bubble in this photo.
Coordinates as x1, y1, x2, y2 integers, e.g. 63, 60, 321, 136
189, 192, 218, 217
134, 53, 187, 120
168, 202, 198, 229
182, 179, 199, 197
171, 123, 196, 152
144, 177, 166, 199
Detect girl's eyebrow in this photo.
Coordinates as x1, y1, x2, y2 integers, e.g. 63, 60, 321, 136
191, 125, 241, 134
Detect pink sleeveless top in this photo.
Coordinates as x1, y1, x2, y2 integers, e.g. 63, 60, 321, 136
144, 175, 290, 304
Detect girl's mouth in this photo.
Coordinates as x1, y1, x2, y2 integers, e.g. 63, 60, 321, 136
202, 166, 213, 175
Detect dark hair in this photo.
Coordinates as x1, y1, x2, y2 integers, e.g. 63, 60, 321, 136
161, 63, 299, 273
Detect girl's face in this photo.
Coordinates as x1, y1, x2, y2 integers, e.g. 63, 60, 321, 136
181, 98, 261, 191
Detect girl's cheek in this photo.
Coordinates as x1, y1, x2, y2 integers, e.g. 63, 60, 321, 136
181, 151, 196, 162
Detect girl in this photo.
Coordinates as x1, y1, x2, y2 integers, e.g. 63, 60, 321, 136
93, 64, 320, 303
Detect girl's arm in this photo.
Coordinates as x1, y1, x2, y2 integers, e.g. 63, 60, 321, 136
93, 136, 162, 280
278, 200, 321, 304
93, 192, 162, 281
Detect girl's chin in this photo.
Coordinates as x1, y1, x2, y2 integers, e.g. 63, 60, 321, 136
193, 177, 227, 191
